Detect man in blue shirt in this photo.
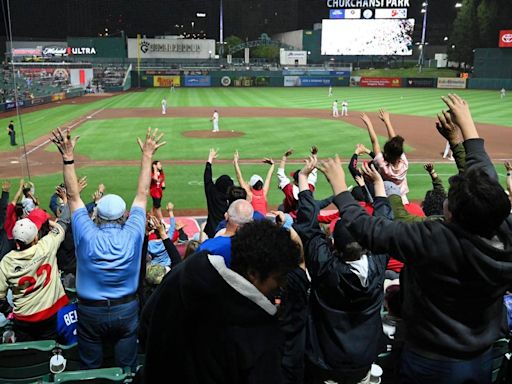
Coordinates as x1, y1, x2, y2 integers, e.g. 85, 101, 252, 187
198, 199, 253, 267
50, 126, 166, 371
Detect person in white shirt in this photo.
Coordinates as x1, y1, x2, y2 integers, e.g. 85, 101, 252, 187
161, 98, 167, 115
341, 100, 349, 116
501, 88, 506, 99
211, 110, 220, 132
328, 86, 333, 97
332, 100, 339, 118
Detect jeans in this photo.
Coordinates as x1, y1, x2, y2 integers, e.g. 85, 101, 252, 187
399, 346, 493, 384
77, 298, 139, 371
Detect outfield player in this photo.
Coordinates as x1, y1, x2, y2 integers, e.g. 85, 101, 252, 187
341, 100, 349, 116
442, 141, 454, 161
332, 100, 339, 117
328, 85, 332, 97
501, 88, 506, 99
161, 98, 167, 115
211, 110, 220, 132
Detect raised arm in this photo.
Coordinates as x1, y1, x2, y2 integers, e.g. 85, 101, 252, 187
378, 109, 397, 138
436, 110, 465, 173
233, 151, 251, 195
51, 128, 84, 213
360, 113, 381, 155
262, 158, 275, 196
11, 179, 24, 205
0, 181, 10, 228
204, 148, 217, 191
505, 162, 512, 197
133, 128, 166, 209
424, 163, 445, 193
277, 148, 293, 189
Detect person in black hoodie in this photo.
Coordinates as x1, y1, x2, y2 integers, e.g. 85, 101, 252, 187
140, 219, 301, 384
204, 148, 234, 238
294, 156, 391, 384
317, 93, 512, 384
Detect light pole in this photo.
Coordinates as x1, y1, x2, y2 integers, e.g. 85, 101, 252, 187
418, 1, 428, 72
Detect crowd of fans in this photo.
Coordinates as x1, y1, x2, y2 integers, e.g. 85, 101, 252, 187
0, 94, 511, 384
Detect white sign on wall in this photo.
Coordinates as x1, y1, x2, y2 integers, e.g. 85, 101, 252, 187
127, 38, 216, 59
280, 50, 308, 65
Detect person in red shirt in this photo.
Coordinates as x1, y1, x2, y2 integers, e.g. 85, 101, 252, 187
150, 161, 166, 221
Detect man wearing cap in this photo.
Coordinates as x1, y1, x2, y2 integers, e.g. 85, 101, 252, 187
0, 205, 70, 342
50, 126, 165, 371
233, 150, 274, 215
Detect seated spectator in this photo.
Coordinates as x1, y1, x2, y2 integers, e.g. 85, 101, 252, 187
51, 126, 165, 371
198, 199, 254, 267
295, 156, 391, 384
233, 150, 275, 215
0, 203, 70, 342
361, 110, 409, 204
319, 94, 512, 383
203, 148, 234, 238
140, 219, 301, 383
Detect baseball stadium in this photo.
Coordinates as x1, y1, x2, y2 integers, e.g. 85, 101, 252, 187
0, 0, 511, 383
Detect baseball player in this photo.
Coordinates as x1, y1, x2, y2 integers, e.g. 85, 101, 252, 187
501, 88, 506, 99
442, 141, 454, 161
341, 100, 349, 116
211, 110, 220, 132
332, 100, 339, 117
328, 85, 332, 97
161, 98, 167, 115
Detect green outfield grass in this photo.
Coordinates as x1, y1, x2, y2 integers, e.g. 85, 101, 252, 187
5, 163, 510, 213
51, 117, 404, 161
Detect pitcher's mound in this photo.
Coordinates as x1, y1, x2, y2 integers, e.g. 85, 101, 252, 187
182, 130, 245, 138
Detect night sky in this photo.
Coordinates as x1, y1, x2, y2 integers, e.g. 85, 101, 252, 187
0, 0, 456, 44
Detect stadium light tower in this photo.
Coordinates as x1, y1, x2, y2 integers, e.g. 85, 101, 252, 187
418, 1, 428, 72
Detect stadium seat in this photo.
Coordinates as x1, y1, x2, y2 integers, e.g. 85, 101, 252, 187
0, 339, 56, 383
53, 367, 129, 383
491, 338, 510, 384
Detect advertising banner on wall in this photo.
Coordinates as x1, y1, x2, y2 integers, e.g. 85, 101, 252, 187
51, 93, 66, 102
437, 77, 467, 89
499, 30, 512, 48
284, 76, 331, 87
184, 75, 211, 87
360, 77, 402, 87
153, 76, 181, 87
128, 38, 216, 59
405, 78, 436, 88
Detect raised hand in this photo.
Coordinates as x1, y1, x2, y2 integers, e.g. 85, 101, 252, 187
2, 180, 11, 192
311, 146, 318, 156
355, 143, 370, 156
233, 150, 240, 164
56, 185, 68, 204
424, 163, 435, 175
51, 127, 80, 160
317, 155, 347, 195
441, 94, 478, 139
436, 110, 461, 144
378, 108, 390, 122
208, 148, 218, 163
137, 127, 166, 155
78, 176, 88, 192
505, 161, 512, 172
300, 155, 317, 177
98, 183, 106, 194
360, 113, 372, 128
361, 162, 383, 184
166, 201, 174, 211
284, 148, 294, 158
270, 210, 286, 227
354, 174, 365, 187
262, 158, 274, 165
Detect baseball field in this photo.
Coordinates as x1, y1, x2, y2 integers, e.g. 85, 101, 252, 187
1, 87, 511, 214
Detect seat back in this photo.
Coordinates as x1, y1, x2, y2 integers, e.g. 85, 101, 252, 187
53, 367, 128, 383
0, 339, 57, 383
492, 338, 510, 383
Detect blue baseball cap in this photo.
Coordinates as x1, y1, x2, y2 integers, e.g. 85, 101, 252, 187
96, 194, 126, 221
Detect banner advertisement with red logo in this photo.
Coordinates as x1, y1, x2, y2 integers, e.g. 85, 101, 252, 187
499, 30, 512, 48
360, 77, 402, 88
153, 76, 181, 88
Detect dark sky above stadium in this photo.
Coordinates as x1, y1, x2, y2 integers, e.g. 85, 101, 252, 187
1, 0, 455, 44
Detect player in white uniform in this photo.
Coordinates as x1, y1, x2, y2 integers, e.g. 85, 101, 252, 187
341, 100, 349, 116
161, 98, 167, 115
332, 100, 339, 117
442, 141, 454, 161
211, 110, 220, 132
501, 88, 506, 99
328, 86, 332, 97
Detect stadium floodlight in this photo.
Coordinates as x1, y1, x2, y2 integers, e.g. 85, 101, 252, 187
421, 9, 426, 13
455, 2, 462, 7
444, 36, 449, 41
196, 12, 207, 18
422, 2, 427, 6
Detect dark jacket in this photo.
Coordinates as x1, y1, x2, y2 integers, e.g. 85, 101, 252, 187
335, 138, 512, 359
294, 190, 390, 375
204, 162, 232, 238
141, 251, 284, 384
0, 191, 12, 259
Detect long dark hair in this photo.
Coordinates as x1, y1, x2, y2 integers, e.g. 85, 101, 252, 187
383, 136, 405, 165
152, 160, 164, 176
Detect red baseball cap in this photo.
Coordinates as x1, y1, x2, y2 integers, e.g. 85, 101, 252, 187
27, 208, 51, 230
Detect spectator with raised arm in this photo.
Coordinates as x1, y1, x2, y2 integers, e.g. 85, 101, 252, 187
435, 110, 467, 173
361, 110, 409, 204
203, 148, 234, 238
318, 94, 512, 384
233, 150, 274, 215
295, 156, 391, 384
4, 179, 25, 250
51, 126, 165, 371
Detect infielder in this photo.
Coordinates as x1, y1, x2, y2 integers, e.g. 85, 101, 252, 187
161, 98, 167, 115
211, 110, 220, 132
332, 100, 339, 117
341, 100, 349, 116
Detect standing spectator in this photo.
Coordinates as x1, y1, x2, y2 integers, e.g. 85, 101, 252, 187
150, 160, 166, 221
210, 109, 220, 132
140, 219, 301, 383
7, 120, 16, 146
50, 126, 166, 370
0, 205, 70, 342
4, 179, 25, 249
203, 148, 233, 239
233, 150, 275, 215
361, 109, 409, 204
318, 94, 512, 383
